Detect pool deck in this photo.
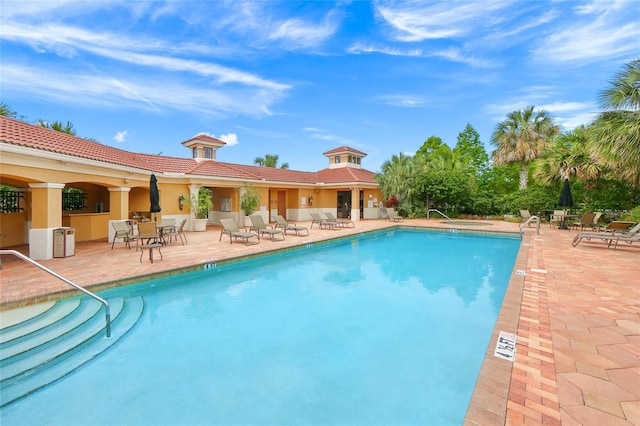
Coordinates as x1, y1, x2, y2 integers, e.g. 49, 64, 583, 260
1, 219, 638, 425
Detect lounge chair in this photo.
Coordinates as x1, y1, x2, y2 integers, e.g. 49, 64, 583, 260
609, 223, 640, 249
570, 213, 596, 231
219, 218, 259, 245
324, 212, 355, 228
249, 215, 285, 241
310, 212, 337, 229
273, 215, 309, 236
111, 221, 137, 249
387, 208, 403, 222
164, 219, 188, 245
571, 221, 636, 247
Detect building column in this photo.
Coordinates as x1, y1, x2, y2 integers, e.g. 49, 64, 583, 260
350, 187, 361, 222
107, 187, 132, 243
28, 182, 65, 260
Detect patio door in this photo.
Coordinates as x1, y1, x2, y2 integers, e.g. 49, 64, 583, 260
337, 191, 351, 218
277, 191, 286, 219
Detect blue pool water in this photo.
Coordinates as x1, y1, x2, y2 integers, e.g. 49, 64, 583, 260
2, 229, 520, 425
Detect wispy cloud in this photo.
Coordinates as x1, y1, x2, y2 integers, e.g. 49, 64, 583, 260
532, 2, 640, 63
378, 95, 425, 108
484, 98, 598, 132
303, 127, 357, 145
1, 64, 283, 117
347, 43, 494, 67
374, 1, 513, 42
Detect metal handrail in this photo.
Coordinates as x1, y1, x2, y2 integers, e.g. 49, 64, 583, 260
519, 215, 540, 235
0, 250, 111, 338
427, 209, 452, 220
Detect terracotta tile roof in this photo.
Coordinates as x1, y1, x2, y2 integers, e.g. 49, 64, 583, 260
315, 167, 377, 184
0, 116, 378, 185
322, 146, 367, 157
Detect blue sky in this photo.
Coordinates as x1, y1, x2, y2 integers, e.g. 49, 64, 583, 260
1, 1, 639, 173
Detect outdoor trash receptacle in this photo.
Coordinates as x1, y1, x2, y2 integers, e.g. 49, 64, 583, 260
53, 227, 75, 258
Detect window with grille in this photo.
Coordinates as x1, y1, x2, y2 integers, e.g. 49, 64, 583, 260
62, 188, 87, 211
0, 190, 24, 213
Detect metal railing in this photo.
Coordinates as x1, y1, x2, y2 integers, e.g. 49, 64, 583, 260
519, 215, 540, 235
0, 250, 111, 338
427, 209, 452, 220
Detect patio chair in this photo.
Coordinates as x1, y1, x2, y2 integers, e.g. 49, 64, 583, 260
387, 208, 403, 222
136, 221, 160, 250
570, 213, 596, 231
249, 215, 285, 241
571, 221, 636, 247
549, 210, 567, 228
380, 206, 389, 220
219, 218, 259, 245
520, 209, 532, 227
273, 215, 309, 236
310, 212, 336, 229
591, 212, 603, 230
164, 219, 188, 245
324, 212, 355, 228
111, 221, 137, 249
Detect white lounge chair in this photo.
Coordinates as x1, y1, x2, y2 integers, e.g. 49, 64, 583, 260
219, 218, 259, 245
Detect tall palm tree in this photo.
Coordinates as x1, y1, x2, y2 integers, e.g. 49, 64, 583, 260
534, 126, 602, 186
589, 58, 640, 185
254, 154, 289, 169
491, 106, 560, 190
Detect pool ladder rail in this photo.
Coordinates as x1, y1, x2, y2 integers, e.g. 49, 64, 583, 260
519, 215, 541, 235
426, 209, 452, 220
0, 250, 111, 338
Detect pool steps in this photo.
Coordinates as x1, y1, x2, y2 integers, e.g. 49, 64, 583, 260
0, 296, 144, 407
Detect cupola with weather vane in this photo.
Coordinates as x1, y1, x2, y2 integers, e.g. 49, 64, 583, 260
181, 134, 226, 163
322, 146, 366, 169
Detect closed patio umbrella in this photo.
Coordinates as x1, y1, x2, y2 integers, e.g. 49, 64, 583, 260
150, 173, 161, 222
557, 178, 573, 229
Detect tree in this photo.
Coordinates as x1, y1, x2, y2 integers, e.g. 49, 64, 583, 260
254, 154, 289, 169
589, 58, 640, 185
37, 119, 77, 136
376, 152, 417, 211
452, 123, 489, 175
0, 103, 17, 118
534, 125, 602, 186
491, 106, 560, 190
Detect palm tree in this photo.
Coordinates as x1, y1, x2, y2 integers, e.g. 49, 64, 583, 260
376, 152, 417, 208
254, 154, 289, 169
0, 103, 17, 118
589, 58, 640, 185
37, 119, 77, 135
534, 126, 602, 186
491, 106, 560, 190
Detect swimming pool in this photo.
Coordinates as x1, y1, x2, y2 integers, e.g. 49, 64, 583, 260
1, 228, 520, 425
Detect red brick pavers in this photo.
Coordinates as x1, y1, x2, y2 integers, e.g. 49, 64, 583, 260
1, 219, 638, 424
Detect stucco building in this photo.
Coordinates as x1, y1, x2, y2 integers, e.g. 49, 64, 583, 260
0, 116, 382, 259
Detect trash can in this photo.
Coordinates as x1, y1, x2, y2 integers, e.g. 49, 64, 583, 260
53, 227, 75, 258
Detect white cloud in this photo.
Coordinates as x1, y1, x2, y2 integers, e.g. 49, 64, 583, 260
113, 130, 127, 143
218, 133, 239, 146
